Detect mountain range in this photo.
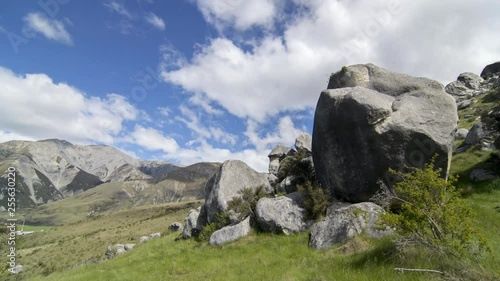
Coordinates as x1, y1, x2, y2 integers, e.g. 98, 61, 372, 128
0, 139, 218, 209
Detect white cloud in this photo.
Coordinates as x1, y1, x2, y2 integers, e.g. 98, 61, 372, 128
176, 105, 237, 145
0, 25, 6, 34
0, 67, 138, 145
23, 12, 73, 45
194, 0, 281, 31
128, 126, 179, 154
104, 1, 133, 19
157, 106, 171, 117
163, 0, 500, 123
145, 12, 166, 30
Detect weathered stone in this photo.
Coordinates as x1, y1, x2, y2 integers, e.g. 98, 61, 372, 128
139, 236, 149, 243
124, 244, 135, 250
182, 209, 201, 239
465, 122, 487, 145
268, 145, 295, 174
168, 222, 183, 232
480, 61, 500, 79
279, 175, 298, 194
457, 99, 473, 110
295, 133, 313, 154
455, 128, 469, 140
445, 80, 473, 100
309, 202, 391, 249
209, 217, 251, 246
10, 265, 23, 274
470, 169, 497, 182
457, 72, 483, 90
149, 233, 161, 238
313, 64, 457, 202
204, 160, 272, 223
106, 244, 125, 259
255, 192, 308, 234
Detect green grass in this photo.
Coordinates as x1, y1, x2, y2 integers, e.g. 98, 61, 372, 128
26, 232, 438, 281
0, 201, 202, 280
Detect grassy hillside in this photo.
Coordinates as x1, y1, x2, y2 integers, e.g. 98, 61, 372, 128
0, 201, 202, 280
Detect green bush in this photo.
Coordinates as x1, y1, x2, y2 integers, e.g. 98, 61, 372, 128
297, 181, 330, 220
197, 212, 230, 242
278, 150, 316, 185
373, 160, 488, 260
226, 186, 267, 222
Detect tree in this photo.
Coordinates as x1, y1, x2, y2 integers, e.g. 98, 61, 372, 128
372, 160, 487, 259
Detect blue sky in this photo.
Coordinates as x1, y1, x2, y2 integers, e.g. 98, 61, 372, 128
0, 0, 499, 172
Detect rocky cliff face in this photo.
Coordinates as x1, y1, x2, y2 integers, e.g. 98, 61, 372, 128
0, 139, 179, 207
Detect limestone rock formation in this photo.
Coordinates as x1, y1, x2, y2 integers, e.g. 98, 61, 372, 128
268, 144, 294, 175
203, 160, 272, 223
183, 209, 202, 239
209, 216, 251, 246
312, 64, 458, 202
295, 133, 312, 154
309, 202, 391, 249
255, 192, 308, 234
480, 61, 500, 79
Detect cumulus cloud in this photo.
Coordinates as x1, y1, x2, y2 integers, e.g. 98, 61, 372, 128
128, 125, 179, 154
0, 67, 138, 145
23, 12, 73, 45
194, 0, 281, 31
163, 0, 500, 123
145, 12, 166, 30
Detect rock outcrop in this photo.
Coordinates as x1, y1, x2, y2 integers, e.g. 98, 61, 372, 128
268, 145, 294, 175
168, 222, 183, 232
255, 192, 309, 234
313, 64, 458, 202
209, 216, 251, 246
295, 133, 312, 154
309, 202, 391, 249
182, 209, 202, 239
480, 61, 500, 79
203, 160, 272, 223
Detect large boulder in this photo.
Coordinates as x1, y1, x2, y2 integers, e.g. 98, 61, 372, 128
295, 133, 313, 154
465, 122, 487, 145
255, 192, 309, 234
445, 80, 473, 100
309, 202, 391, 249
480, 62, 500, 79
457, 72, 483, 90
209, 216, 251, 246
204, 160, 272, 223
313, 64, 457, 202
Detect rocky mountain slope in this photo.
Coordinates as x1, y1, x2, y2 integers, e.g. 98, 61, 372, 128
0, 139, 180, 208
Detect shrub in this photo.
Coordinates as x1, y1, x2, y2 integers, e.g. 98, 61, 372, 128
278, 150, 316, 185
297, 180, 330, 220
372, 160, 487, 260
226, 186, 267, 222
197, 212, 230, 242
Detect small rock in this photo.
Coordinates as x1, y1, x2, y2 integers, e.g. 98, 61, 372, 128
149, 233, 161, 238
106, 244, 125, 259
168, 222, 183, 232
470, 169, 497, 182
457, 99, 473, 110
124, 244, 135, 250
183, 209, 201, 239
465, 122, 486, 145
10, 264, 23, 274
455, 128, 469, 140
139, 236, 149, 243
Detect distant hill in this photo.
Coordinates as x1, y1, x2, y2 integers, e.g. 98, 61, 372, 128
0, 139, 179, 208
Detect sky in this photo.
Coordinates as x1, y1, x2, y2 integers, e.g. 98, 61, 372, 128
0, 0, 499, 172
